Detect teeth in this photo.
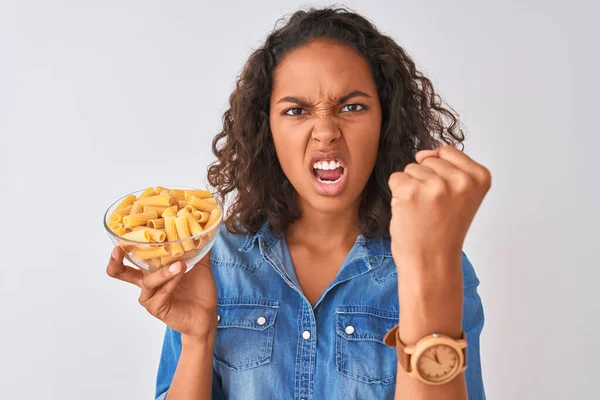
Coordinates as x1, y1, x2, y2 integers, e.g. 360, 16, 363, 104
313, 159, 343, 171
316, 175, 342, 184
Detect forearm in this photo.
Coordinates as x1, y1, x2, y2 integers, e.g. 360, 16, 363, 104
166, 334, 215, 400
394, 253, 467, 400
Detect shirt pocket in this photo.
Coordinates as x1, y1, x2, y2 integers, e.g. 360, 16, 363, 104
214, 299, 279, 371
335, 306, 398, 385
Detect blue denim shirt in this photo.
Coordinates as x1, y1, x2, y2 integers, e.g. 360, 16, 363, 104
155, 222, 486, 399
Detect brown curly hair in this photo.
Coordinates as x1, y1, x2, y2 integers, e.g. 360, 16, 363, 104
208, 5, 465, 239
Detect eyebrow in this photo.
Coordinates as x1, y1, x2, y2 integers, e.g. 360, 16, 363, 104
275, 90, 372, 107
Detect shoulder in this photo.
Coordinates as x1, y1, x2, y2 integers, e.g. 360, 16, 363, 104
209, 223, 264, 271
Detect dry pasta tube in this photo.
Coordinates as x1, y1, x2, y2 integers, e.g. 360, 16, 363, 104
205, 197, 217, 205
113, 205, 133, 217
123, 211, 158, 228
184, 190, 211, 201
162, 208, 177, 218
122, 230, 151, 242
147, 218, 165, 230
159, 189, 171, 196
184, 205, 197, 214
131, 227, 166, 242
177, 208, 203, 236
109, 214, 123, 224
143, 205, 171, 215
193, 211, 210, 223
188, 196, 216, 213
155, 186, 166, 193
171, 189, 185, 201
178, 200, 187, 209
138, 187, 156, 199
116, 195, 136, 211
204, 207, 221, 231
134, 195, 174, 207
130, 203, 144, 214
174, 216, 195, 251
164, 217, 184, 257
131, 246, 169, 260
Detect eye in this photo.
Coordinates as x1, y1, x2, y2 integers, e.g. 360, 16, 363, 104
283, 108, 307, 117
341, 103, 367, 113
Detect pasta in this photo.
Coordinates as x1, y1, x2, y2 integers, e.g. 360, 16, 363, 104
147, 218, 165, 230
123, 211, 158, 228
106, 186, 222, 270
134, 195, 174, 207
174, 215, 195, 252
164, 216, 184, 257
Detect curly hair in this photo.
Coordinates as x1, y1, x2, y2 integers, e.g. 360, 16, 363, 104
208, 5, 465, 239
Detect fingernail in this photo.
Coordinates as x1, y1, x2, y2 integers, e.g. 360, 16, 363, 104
168, 263, 181, 274
111, 248, 119, 259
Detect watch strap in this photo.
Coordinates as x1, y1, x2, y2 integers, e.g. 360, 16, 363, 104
383, 325, 468, 373
383, 325, 412, 372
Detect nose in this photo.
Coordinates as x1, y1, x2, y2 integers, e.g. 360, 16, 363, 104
311, 117, 341, 145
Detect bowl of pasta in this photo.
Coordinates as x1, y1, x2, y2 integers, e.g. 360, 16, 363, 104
103, 185, 223, 272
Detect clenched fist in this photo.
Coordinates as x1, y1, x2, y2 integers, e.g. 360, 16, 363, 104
388, 145, 492, 272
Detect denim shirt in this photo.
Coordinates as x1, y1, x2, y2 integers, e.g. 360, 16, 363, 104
155, 222, 486, 399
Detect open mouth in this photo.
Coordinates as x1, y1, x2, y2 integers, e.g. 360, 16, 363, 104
312, 160, 345, 184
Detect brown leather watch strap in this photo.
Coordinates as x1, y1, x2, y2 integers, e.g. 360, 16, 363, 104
383, 325, 412, 372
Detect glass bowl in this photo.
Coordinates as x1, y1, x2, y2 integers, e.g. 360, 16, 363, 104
103, 185, 223, 272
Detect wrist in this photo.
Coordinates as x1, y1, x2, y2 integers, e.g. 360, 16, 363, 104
181, 331, 216, 352
395, 252, 463, 344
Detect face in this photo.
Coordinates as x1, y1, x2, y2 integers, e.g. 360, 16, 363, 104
269, 40, 382, 216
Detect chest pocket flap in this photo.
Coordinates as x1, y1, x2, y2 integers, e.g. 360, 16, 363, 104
214, 299, 279, 371
335, 306, 398, 385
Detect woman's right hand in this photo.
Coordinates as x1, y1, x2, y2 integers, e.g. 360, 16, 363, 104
107, 246, 218, 341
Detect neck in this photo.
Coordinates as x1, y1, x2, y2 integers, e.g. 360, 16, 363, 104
286, 198, 362, 249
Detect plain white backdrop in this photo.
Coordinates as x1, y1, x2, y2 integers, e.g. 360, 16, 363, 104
1, 0, 598, 399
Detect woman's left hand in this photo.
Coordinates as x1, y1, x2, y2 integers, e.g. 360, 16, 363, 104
388, 145, 492, 284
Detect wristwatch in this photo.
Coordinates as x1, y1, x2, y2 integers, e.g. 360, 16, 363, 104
383, 325, 467, 385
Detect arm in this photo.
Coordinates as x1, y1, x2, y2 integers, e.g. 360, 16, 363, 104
393, 253, 468, 400
387, 146, 491, 400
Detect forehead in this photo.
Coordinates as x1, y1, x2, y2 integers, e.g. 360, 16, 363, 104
271, 40, 376, 100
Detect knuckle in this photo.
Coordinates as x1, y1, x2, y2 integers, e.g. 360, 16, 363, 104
426, 177, 447, 196
453, 173, 473, 193
477, 166, 492, 188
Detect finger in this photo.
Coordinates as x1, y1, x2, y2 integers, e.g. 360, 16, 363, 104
403, 163, 437, 182
433, 146, 490, 184
143, 266, 186, 317
421, 156, 465, 180
106, 246, 143, 287
139, 261, 185, 303
415, 149, 439, 164
388, 171, 413, 194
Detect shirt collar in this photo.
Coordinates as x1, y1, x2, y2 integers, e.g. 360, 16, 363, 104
238, 220, 391, 271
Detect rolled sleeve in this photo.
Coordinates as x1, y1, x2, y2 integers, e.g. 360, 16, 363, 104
461, 252, 486, 400
155, 326, 224, 400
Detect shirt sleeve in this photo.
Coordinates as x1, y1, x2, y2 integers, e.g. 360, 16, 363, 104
461, 252, 487, 400
155, 326, 225, 400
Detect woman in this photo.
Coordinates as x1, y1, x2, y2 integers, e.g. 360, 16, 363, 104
107, 6, 491, 400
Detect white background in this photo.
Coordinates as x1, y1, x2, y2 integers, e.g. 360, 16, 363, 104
1, 0, 598, 399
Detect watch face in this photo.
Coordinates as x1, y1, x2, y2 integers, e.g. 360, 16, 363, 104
416, 344, 460, 383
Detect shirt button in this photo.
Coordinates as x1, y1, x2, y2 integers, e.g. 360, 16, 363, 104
369, 255, 378, 264
302, 330, 311, 340
262, 240, 270, 248
345, 325, 355, 335
217, 315, 221, 322
257, 316, 267, 326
